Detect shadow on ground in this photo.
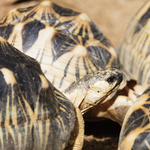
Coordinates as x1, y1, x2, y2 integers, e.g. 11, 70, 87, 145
83, 119, 121, 150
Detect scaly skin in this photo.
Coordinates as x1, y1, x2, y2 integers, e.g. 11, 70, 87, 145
64, 68, 123, 114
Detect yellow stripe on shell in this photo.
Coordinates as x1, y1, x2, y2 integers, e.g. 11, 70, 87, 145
0, 68, 16, 85
8, 23, 24, 52
7, 125, 16, 146
39, 75, 49, 89
38, 120, 43, 148
119, 93, 150, 150
5, 95, 10, 127
18, 132, 22, 150
44, 119, 50, 150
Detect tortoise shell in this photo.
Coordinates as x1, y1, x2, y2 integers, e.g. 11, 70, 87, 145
0, 37, 77, 150
118, 87, 150, 150
118, 1, 150, 149
0, 1, 120, 91
117, 0, 150, 88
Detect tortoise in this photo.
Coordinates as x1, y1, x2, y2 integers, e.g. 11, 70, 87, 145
117, 0, 150, 149
118, 87, 150, 150
0, 36, 85, 150
0, 0, 125, 119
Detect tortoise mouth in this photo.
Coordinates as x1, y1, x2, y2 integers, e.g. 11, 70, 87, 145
80, 95, 108, 114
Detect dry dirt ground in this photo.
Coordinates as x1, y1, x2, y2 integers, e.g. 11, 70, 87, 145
0, 0, 147, 149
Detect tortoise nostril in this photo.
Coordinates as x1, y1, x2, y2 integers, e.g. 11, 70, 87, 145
107, 76, 116, 83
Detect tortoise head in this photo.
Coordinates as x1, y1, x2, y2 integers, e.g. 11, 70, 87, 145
64, 68, 123, 114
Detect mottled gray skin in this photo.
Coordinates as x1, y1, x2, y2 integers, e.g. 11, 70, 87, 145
64, 68, 123, 114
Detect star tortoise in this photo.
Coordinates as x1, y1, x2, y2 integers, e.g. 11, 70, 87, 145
118, 0, 150, 149
0, 0, 123, 116
0, 36, 85, 150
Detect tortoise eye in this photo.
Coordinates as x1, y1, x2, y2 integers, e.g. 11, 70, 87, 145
93, 88, 101, 94
107, 76, 116, 83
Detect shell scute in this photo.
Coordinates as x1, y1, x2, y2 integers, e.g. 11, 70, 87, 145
0, 37, 76, 150
0, 1, 120, 91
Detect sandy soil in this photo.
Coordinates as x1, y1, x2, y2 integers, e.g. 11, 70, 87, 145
0, 0, 147, 149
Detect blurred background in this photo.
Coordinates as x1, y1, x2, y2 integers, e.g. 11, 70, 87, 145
0, 0, 147, 149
